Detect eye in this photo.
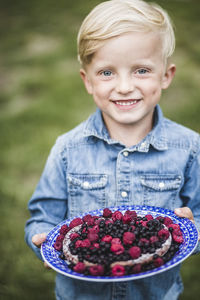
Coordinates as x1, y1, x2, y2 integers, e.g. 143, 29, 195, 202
136, 68, 149, 75
101, 70, 112, 76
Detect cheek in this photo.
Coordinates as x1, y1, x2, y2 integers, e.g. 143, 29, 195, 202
143, 80, 162, 97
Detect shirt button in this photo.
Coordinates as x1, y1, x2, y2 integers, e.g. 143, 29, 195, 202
159, 182, 165, 188
121, 191, 128, 198
123, 151, 129, 157
83, 181, 89, 188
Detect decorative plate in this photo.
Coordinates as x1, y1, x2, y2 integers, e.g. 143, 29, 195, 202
41, 205, 199, 282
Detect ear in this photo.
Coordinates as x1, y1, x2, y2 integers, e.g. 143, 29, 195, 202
161, 63, 176, 90
80, 68, 93, 94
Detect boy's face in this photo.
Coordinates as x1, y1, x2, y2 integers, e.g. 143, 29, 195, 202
80, 32, 175, 138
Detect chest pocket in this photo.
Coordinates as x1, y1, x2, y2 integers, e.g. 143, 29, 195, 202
67, 174, 108, 217
140, 174, 182, 209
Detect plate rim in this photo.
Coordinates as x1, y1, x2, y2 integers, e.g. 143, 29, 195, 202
41, 205, 199, 282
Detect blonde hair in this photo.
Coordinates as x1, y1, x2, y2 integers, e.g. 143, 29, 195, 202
77, 0, 175, 67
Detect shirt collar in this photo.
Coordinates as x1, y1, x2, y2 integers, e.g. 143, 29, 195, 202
83, 105, 168, 151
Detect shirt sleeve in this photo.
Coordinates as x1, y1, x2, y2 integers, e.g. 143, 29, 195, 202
24, 136, 68, 260
180, 135, 200, 254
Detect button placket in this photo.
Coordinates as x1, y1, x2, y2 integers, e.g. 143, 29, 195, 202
116, 150, 131, 203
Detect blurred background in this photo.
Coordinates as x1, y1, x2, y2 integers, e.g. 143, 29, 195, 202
0, 0, 200, 299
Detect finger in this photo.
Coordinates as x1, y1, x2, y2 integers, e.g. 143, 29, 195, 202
32, 233, 47, 248
174, 207, 194, 223
44, 261, 51, 269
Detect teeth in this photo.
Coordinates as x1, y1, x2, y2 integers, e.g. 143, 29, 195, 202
115, 100, 137, 106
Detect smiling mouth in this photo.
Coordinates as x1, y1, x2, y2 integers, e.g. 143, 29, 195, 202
112, 99, 141, 108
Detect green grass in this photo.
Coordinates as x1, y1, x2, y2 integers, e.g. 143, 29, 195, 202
0, 0, 200, 299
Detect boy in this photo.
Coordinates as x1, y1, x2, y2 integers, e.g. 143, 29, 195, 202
25, 0, 200, 299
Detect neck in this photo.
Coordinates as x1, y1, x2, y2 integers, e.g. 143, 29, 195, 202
103, 114, 154, 147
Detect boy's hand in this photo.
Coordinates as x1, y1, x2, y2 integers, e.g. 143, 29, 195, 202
174, 207, 194, 223
32, 233, 51, 269
174, 207, 200, 241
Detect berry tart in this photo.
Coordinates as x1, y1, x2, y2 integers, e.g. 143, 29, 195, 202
53, 208, 184, 277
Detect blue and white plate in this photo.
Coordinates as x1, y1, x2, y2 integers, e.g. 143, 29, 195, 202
41, 205, 199, 282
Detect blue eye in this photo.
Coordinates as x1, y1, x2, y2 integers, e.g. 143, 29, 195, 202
137, 69, 148, 74
102, 70, 112, 76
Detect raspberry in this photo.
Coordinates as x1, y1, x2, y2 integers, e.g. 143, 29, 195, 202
69, 218, 83, 229
112, 211, 123, 222
132, 264, 142, 273
111, 264, 125, 276
111, 238, 121, 245
75, 240, 83, 248
53, 240, 63, 251
163, 217, 173, 227
125, 210, 137, 219
70, 233, 80, 241
172, 234, 184, 243
123, 232, 135, 245
59, 224, 69, 234
87, 217, 95, 226
145, 214, 154, 221
89, 265, 104, 276
158, 229, 170, 240
56, 234, 65, 242
138, 238, 149, 247
150, 236, 159, 244
105, 219, 114, 225
88, 225, 99, 234
129, 246, 141, 259
140, 221, 148, 228
82, 214, 93, 223
74, 262, 86, 273
93, 242, 100, 249
102, 235, 112, 243
103, 208, 113, 218
172, 228, 182, 236
154, 257, 164, 267
168, 223, 180, 230
81, 239, 91, 248
110, 243, 124, 255
122, 214, 132, 224
87, 232, 99, 242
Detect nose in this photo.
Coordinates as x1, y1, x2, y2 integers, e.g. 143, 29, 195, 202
115, 74, 134, 94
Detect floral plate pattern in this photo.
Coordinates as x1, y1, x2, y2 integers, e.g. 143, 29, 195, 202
41, 205, 198, 282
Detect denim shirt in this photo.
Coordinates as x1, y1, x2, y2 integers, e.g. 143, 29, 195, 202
25, 105, 200, 300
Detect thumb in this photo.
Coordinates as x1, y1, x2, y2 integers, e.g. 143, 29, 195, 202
32, 233, 47, 248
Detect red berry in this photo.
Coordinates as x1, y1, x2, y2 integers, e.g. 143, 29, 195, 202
111, 238, 121, 245
163, 217, 173, 227
158, 229, 170, 240
74, 262, 86, 273
132, 264, 142, 273
56, 234, 65, 242
53, 240, 63, 251
123, 232, 135, 245
102, 235, 112, 243
110, 243, 124, 255
89, 265, 104, 276
75, 240, 83, 248
145, 214, 154, 221
112, 211, 123, 222
150, 236, 159, 244
125, 210, 137, 219
111, 264, 125, 276
69, 218, 83, 229
172, 234, 184, 243
122, 214, 132, 224
82, 214, 93, 223
70, 233, 80, 241
81, 239, 91, 248
154, 257, 164, 267
103, 208, 112, 218
87, 232, 99, 242
59, 224, 69, 234
129, 246, 141, 259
